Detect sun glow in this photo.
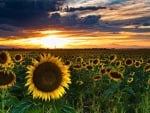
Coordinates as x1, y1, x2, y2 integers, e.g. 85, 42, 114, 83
30, 36, 72, 48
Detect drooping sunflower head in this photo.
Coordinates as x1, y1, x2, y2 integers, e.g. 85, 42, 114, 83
0, 70, 16, 89
108, 70, 123, 81
25, 53, 71, 101
14, 54, 23, 63
0, 51, 11, 67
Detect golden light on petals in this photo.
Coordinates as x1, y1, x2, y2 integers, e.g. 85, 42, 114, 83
25, 53, 71, 101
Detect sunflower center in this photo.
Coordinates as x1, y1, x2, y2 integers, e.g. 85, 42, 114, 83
0, 71, 14, 85
33, 62, 62, 92
15, 55, 21, 61
110, 71, 122, 79
126, 59, 132, 65
0, 52, 7, 64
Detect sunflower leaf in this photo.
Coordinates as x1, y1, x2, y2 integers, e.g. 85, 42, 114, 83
61, 104, 76, 113
11, 98, 33, 113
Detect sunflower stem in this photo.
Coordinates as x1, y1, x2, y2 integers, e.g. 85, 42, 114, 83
42, 103, 45, 113
53, 101, 58, 113
1, 89, 6, 113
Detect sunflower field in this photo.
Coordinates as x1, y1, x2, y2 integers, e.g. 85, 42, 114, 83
0, 49, 150, 113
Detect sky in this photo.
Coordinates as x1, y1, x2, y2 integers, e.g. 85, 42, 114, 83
0, 0, 150, 49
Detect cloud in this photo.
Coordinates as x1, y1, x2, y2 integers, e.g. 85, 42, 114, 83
0, 0, 58, 27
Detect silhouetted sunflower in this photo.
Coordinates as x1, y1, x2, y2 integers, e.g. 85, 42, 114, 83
25, 53, 71, 101
0, 51, 11, 67
0, 70, 16, 89
108, 70, 123, 81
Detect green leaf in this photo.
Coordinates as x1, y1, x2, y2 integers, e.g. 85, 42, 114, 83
11, 98, 33, 113
61, 104, 76, 113
122, 86, 135, 96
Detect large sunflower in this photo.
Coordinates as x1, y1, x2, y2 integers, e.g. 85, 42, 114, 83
0, 70, 16, 89
25, 53, 71, 101
0, 51, 12, 67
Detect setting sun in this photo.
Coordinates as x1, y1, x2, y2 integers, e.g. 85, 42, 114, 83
30, 36, 72, 48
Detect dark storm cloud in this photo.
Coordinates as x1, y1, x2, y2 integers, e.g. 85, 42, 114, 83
0, 0, 57, 27
67, 6, 107, 12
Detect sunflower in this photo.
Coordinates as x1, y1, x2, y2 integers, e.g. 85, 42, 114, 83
134, 61, 141, 68
25, 53, 71, 101
64, 60, 72, 67
73, 64, 82, 70
86, 65, 94, 71
0, 51, 12, 67
0, 70, 16, 89
14, 54, 23, 62
93, 58, 100, 65
108, 70, 123, 81
76, 56, 83, 63
119, 65, 126, 72
127, 77, 134, 83
109, 54, 117, 63
125, 58, 133, 66
92, 74, 102, 81
100, 68, 106, 75
115, 60, 122, 67
130, 71, 135, 76
147, 59, 150, 64
143, 64, 150, 72
76, 80, 84, 85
